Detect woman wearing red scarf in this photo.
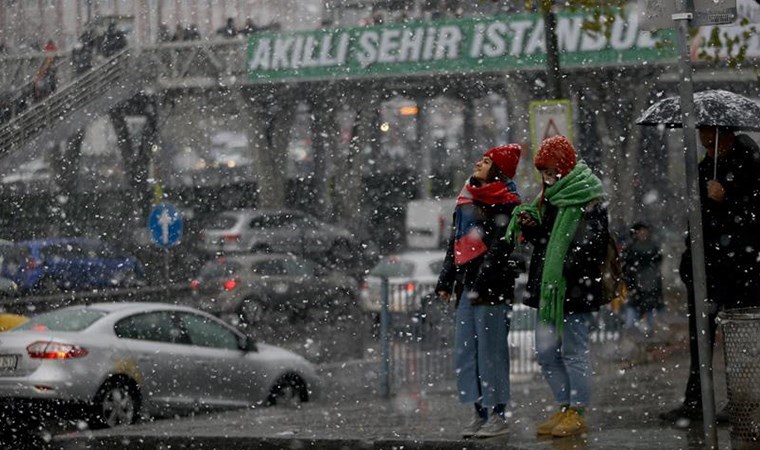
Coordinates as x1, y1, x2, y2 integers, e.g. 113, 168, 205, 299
435, 144, 522, 439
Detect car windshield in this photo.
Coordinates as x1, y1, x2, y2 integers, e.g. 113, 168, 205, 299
16, 308, 107, 332
201, 214, 238, 229
199, 261, 241, 279
41, 242, 83, 260
369, 257, 415, 278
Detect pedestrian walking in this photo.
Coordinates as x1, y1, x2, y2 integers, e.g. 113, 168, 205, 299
505, 135, 608, 438
622, 222, 663, 335
172, 24, 185, 42
43, 39, 57, 53
659, 127, 760, 424
217, 18, 238, 38
100, 22, 127, 57
157, 24, 172, 43
33, 40, 57, 100
241, 18, 259, 35
435, 144, 523, 439
73, 29, 96, 74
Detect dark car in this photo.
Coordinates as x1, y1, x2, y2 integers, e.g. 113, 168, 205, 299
1, 238, 145, 293
189, 253, 358, 328
198, 209, 357, 262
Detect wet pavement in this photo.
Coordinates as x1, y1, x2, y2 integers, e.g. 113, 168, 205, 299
51, 311, 740, 450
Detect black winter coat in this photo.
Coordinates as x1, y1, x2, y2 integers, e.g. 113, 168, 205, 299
522, 201, 609, 313
436, 200, 518, 306
623, 239, 663, 312
679, 134, 760, 308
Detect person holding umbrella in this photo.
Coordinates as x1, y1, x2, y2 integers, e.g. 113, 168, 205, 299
637, 90, 760, 424
660, 126, 760, 424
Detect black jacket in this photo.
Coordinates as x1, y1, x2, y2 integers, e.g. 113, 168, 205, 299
522, 200, 609, 313
623, 239, 663, 311
679, 134, 760, 307
436, 199, 518, 306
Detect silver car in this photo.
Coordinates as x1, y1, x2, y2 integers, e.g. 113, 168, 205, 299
199, 208, 356, 258
0, 303, 320, 429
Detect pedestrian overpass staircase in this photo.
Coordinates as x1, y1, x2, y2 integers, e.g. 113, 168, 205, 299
0, 49, 153, 160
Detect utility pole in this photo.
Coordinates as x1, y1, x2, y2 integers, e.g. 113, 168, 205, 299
672, 0, 718, 446
541, 0, 562, 100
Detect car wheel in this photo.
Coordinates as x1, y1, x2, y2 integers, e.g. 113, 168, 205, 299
116, 269, 141, 288
92, 379, 140, 428
267, 374, 308, 408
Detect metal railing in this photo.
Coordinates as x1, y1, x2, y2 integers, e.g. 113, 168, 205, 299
0, 48, 144, 159
0, 51, 74, 92
0, 40, 248, 159
139, 39, 247, 87
377, 279, 623, 397
0, 40, 249, 93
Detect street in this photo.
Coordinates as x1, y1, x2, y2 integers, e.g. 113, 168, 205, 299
53, 312, 732, 449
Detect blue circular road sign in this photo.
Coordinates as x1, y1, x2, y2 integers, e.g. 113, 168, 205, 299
148, 203, 183, 248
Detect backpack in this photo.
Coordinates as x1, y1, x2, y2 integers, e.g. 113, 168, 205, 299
599, 231, 626, 306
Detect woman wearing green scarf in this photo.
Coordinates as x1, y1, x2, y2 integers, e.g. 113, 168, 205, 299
506, 136, 608, 438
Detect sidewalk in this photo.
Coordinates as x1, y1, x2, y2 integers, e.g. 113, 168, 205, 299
56, 317, 734, 450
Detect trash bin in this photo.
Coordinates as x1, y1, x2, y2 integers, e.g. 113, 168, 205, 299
718, 307, 760, 449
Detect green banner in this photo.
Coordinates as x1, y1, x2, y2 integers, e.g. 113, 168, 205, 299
247, 8, 676, 83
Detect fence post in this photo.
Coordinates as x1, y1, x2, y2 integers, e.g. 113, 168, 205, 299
380, 276, 391, 398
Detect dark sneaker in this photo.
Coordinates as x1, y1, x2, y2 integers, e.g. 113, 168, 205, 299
473, 415, 509, 438
659, 405, 703, 423
462, 413, 487, 438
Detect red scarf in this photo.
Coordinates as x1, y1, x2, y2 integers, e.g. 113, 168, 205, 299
457, 179, 521, 206
452, 179, 520, 265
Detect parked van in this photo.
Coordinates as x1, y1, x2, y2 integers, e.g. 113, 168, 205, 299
405, 198, 456, 249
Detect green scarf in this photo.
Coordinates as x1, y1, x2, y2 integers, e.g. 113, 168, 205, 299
505, 161, 604, 331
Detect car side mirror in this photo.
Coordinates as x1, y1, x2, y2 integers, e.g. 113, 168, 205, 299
240, 335, 257, 353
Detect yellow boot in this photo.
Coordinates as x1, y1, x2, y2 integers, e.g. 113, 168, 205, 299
551, 409, 588, 437
536, 409, 567, 436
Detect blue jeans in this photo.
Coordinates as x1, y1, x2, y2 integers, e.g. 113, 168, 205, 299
454, 289, 511, 407
535, 312, 592, 407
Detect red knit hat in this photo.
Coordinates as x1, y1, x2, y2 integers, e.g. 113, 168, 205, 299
535, 135, 577, 177
484, 144, 521, 179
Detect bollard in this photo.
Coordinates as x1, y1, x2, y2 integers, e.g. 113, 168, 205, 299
380, 277, 390, 398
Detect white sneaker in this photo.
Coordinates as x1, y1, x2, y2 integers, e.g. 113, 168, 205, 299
461, 413, 487, 438
473, 415, 509, 438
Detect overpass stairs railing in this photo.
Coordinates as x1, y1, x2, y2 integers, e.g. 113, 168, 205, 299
0, 48, 154, 159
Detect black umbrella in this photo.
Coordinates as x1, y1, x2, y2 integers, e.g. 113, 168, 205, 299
636, 89, 760, 131
637, 89, 760, 178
